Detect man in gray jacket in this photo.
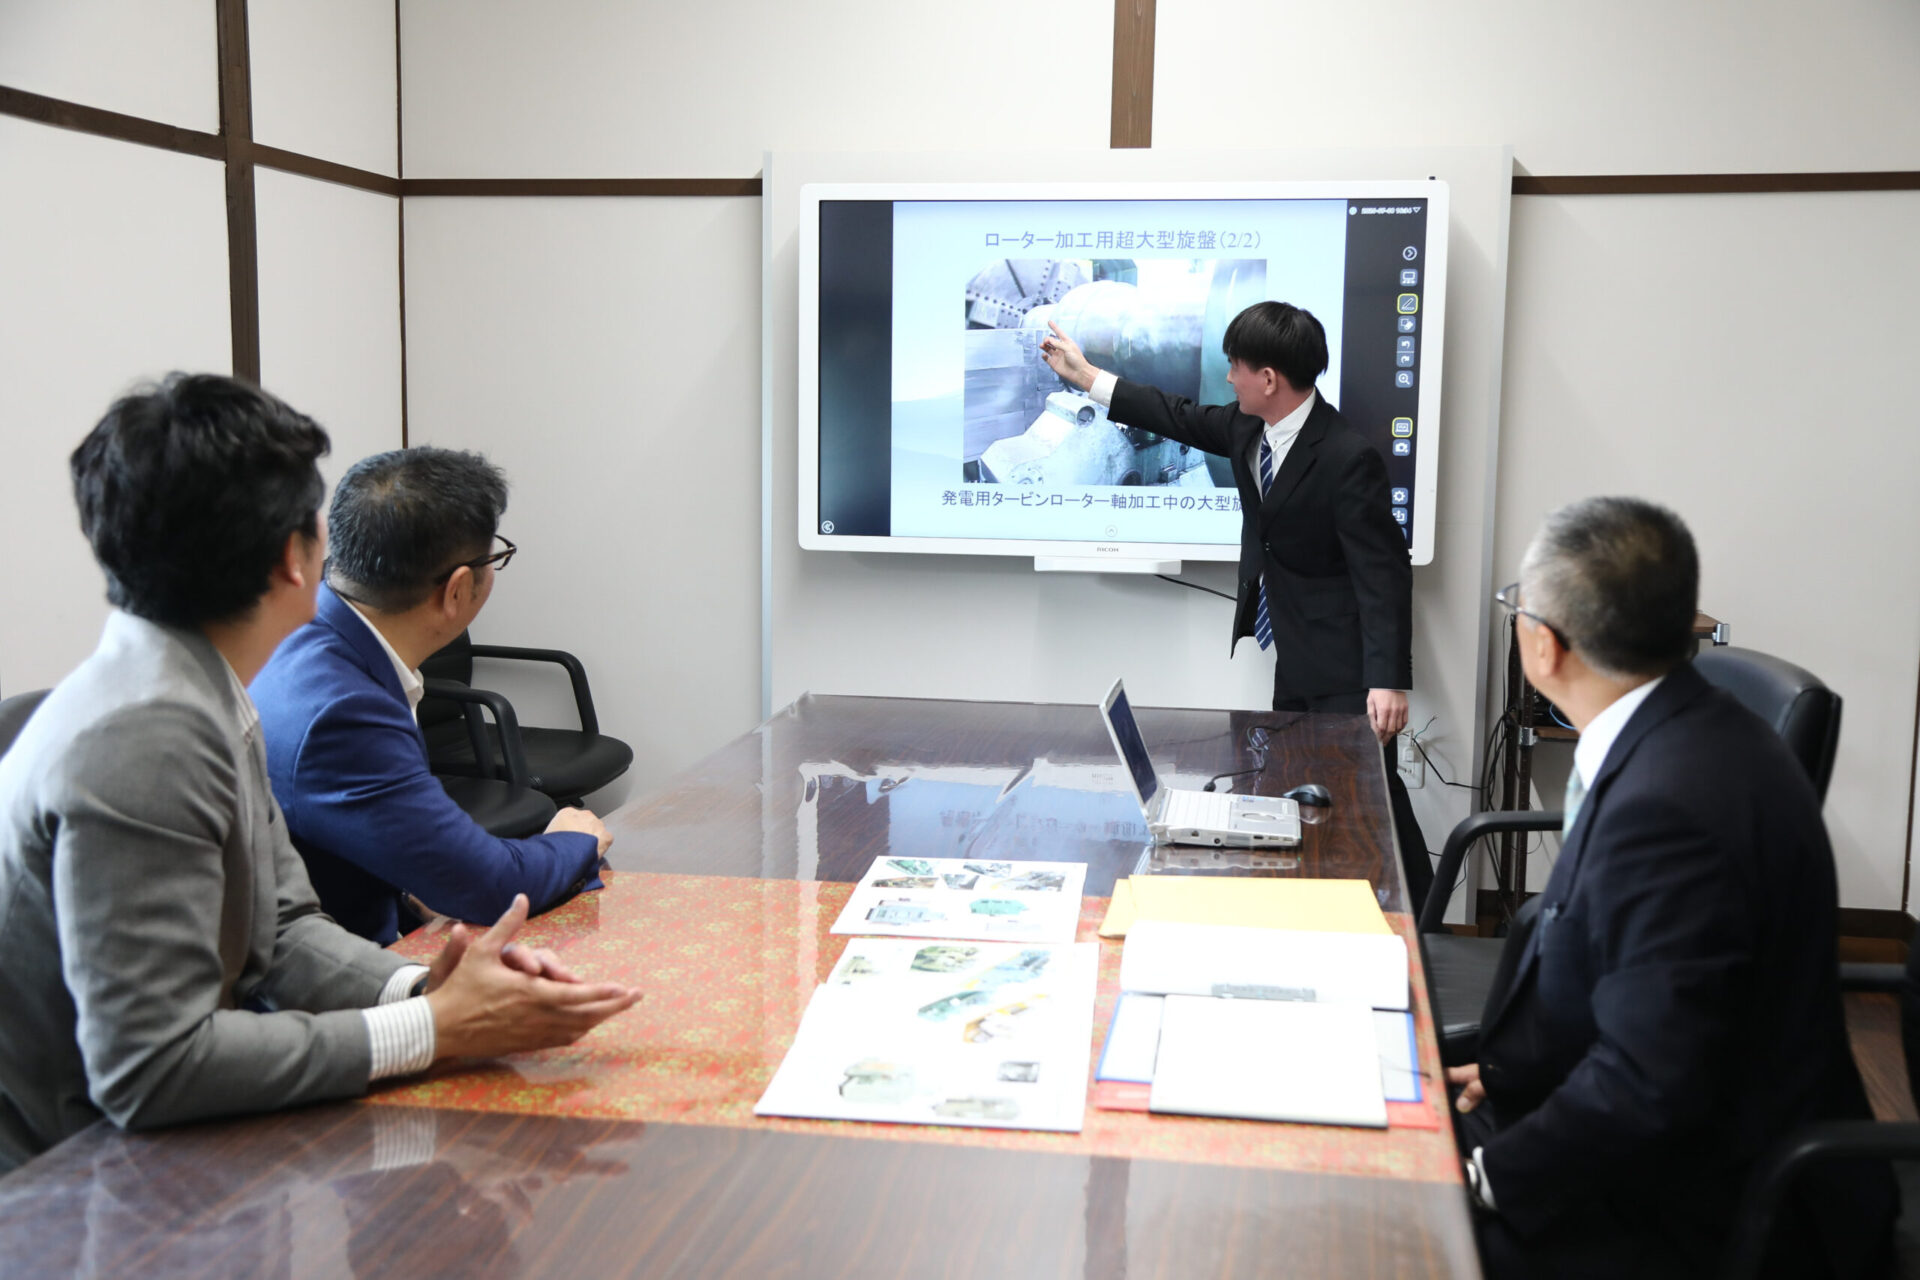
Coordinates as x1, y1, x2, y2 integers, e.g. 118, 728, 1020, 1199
0, 374, 641, 1173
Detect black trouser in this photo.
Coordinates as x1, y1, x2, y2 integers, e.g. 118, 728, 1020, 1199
1274, 689, 1433, 913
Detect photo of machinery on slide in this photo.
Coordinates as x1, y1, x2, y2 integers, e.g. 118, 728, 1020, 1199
959, 258, 1266, 490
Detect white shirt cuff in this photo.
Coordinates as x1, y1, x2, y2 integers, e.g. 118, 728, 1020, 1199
378, 964, 429, 1006
1471, 1145, 1497, 1210
363, 995, 436, 1081
1088, 370, 1117, 407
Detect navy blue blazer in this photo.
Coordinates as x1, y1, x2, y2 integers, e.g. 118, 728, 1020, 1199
1476, 661, 1892, 1275
252, 586, 602, 945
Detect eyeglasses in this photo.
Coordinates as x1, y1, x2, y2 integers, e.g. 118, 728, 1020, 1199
433, 535, 516, 584
1494, 581, 1572, 651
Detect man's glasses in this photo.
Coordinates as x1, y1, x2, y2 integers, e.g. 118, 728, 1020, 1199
434, 535, 516, 584
1494, 581, 1572, 651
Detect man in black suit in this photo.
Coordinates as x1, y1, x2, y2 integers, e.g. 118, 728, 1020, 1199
1040, 302, 1428, 904
1448, 497, 1893, 1277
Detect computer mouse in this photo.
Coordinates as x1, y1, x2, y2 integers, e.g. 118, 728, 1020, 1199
1282, 783, 1332, 808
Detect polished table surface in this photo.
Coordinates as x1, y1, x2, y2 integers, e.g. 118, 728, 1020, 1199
0, 694, 1480, 1278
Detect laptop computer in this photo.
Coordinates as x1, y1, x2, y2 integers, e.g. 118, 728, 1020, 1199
1098, 678, 1302, 849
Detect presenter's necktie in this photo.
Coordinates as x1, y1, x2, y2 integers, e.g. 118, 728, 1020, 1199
1562, 766, 1588, 836
1253, 435, 1275, 651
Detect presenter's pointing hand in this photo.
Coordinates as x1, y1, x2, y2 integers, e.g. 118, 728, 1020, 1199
1039, 320, 1101, 392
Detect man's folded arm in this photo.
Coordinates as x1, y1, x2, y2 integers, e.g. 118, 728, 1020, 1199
51, 707, 386, 1131
288, 689, 602, 925
1478, 799, 1746, 1234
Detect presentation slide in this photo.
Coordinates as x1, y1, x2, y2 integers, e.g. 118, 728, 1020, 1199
889, 199, 1347, 544
808, 183, 1442, 562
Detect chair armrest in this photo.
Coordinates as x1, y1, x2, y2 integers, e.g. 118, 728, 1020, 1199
1839, 962, 1907, 994
422, 679, 536, 789
1721, 1120, 1920, 1279
466, 644, 599, 735
1419, 810, 1566, 935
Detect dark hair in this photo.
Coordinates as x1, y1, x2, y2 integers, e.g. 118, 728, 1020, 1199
70, 373, 328, 627
1221, 301, 1329, 393
1520, 497, 1699, 678
326, 447, 508, 612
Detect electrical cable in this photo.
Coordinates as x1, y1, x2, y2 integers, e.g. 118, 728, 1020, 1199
1153, 574, 1236, 603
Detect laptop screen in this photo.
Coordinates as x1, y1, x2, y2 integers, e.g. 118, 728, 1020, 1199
1101, 681, 1159, 809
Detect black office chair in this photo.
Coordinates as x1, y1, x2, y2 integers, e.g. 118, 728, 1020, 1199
1423, 647, 1844, 1066
0, 689, 50, 759
1694, 646, 1843, 803
422, 679, 558, 839
1422, 810, 1562, 1064
418, 630, 633, 806
1722, 952, 1917, 1278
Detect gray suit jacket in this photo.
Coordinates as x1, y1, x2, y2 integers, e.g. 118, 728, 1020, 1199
0, 612, 412, 1172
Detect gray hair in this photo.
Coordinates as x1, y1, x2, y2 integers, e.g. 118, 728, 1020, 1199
1518, 496, 1698, 679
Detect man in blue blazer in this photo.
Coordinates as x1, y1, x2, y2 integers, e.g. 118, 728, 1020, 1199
1448, 497, 1893, 1277
253, 448, 608, 945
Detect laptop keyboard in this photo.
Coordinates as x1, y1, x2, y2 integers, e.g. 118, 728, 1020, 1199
1160, 788, 1236, 831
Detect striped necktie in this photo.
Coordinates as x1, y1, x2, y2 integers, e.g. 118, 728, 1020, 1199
1253, 434, 1275, 651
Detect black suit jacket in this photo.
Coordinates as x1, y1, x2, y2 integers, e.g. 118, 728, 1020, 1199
1476, 662, 1893, 1276
1106, 381, 1412, 700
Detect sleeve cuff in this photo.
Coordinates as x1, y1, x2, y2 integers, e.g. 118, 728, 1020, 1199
378, 964, 430, 1006
363, 996, 436, 1081
1088, 371, 1117, 407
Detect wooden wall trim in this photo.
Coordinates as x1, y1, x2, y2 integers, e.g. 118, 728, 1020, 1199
249, 141, 401, 196
0, 83, 224, 160
401, 177, 761, 197
216, 0, 260, 384
1515, 171, 1920, 196
1839, 908, 1918, 942
1109, 0, 1155, 149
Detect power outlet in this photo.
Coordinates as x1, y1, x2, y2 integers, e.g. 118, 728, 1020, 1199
1397, 733, 1426, 789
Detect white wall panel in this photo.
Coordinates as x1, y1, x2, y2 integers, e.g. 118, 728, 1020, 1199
1154, 0, 1920, 175
250, 0, 399, 177
1494, 191, 1920, 908
0, 0, 218, 131
403, 196, 762, 806
399, 0, 1112, 178
0, 118, 230, 695
255, 168, 402, 491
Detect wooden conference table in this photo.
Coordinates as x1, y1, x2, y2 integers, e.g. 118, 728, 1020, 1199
0, 694, 1480, 1279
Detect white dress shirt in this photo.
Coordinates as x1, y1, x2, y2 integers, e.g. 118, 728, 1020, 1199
1571, 675, 1665, 798
342, 598, 426, 716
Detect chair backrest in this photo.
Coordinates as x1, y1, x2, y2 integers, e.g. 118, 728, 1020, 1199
1693, 647, 1842, 803
417, 630, 475, 731
0, 690, 51, 760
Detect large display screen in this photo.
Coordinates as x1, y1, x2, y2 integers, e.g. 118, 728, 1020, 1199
798, 181, 1449, 566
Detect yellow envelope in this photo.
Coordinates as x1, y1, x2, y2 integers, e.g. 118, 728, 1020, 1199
1100, 875, 1389, 938
1097, 877, 1138, 937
